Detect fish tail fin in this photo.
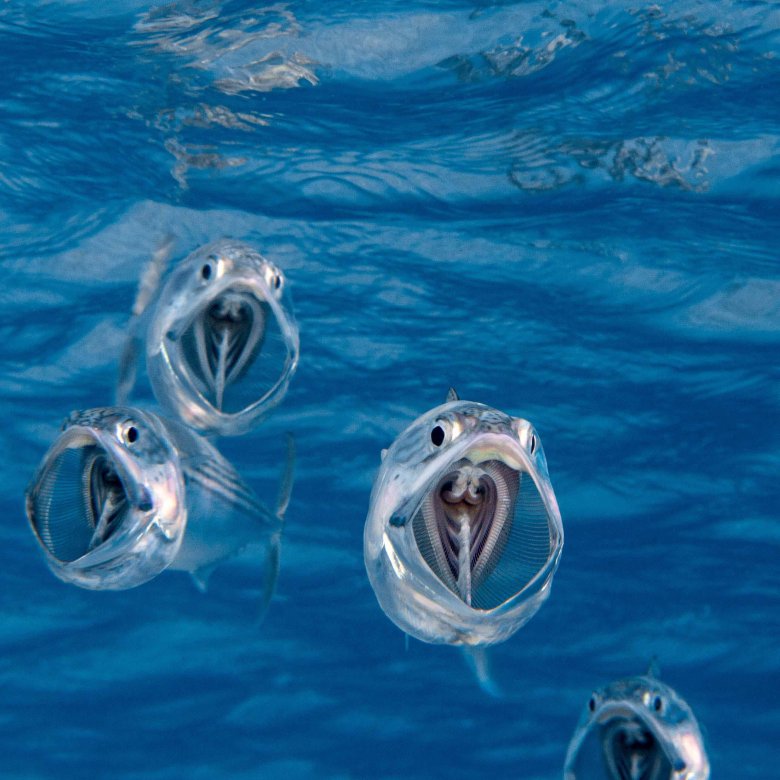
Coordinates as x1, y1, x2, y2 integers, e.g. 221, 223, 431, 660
116, 234, 174, 404
275, 433, 296, 522
462, 646, 502, 698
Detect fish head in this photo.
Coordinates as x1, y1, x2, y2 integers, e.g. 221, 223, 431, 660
25, 407, 186, 590
147, 240, 299, 436
364, 397, 563, 646
564, 675, 710, 780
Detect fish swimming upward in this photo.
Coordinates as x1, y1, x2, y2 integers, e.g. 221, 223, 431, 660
564, 669, 710, 780
25, 406, 292, 602
120, 239, 299, 436
364, 389, 563, 647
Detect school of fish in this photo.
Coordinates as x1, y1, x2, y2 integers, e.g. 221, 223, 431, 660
23, 238, 710, 778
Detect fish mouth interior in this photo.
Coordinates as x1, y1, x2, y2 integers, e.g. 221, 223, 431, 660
28, 440, 132, 563
411, 456, 554, 610
597, 717, 673, 780
175, 286, 290, 415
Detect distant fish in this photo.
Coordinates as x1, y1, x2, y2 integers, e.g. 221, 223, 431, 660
364, 389, 563, 648
564, 668, 710, 780
25, 406, 292, 602
119, 239, 299, 436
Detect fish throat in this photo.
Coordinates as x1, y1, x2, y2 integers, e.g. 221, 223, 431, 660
600, 719, 672, 780
181, 291, 267, 411
414, 459, 518, 607
84, 451, 129, 549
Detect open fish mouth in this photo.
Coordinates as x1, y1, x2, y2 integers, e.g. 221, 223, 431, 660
600, 718, 673, 780
411, 454, 554, 610
568, 714, 675, 780
27, 436, 136, 564
175, 286, 290, 415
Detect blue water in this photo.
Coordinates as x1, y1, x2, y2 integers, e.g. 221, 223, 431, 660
1, 1, 778, 778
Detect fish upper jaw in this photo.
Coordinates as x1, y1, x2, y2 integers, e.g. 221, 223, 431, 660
159, 273, 272, 343
393, 430, 552, 528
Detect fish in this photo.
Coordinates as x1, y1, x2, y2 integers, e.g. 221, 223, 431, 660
120, 239, 299, 436
363, 389, 564, 648
564, 667, 710, 780
25, 406, 293, 603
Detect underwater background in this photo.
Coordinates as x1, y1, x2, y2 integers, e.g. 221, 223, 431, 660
1, 1, 778, 778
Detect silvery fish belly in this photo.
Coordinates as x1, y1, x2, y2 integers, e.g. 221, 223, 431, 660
564, 674, 710, 780
25, 406, 284, 594
146, 240, 299, 436
363, 394, 563, 646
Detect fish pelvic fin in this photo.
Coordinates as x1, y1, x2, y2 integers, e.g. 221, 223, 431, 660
462, 646, 502, 698
446, 387, 460, 403
190, 561, 219, 593
275, 433, 296, 521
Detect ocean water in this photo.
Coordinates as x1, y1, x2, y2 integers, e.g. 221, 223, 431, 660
1, 1, 778, 778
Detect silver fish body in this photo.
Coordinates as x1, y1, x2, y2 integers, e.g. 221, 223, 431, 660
364, 396, 563, 646
564, 674, 710, 780
146, 240, 299, 436
25, 406, 284, 594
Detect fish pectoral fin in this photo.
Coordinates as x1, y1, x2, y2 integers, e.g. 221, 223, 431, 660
275, 433, 296, 521
190, 561, 220, 593
462, 646, 502, 698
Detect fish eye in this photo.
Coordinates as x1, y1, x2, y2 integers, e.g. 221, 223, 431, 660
430, 424, 446, 447
653, 695, 664, 713
529, 433, 538, 454
123, 424, 139, 445
588, 695, 597, 712
200, 263, 212, 281
265, 265, 284, 294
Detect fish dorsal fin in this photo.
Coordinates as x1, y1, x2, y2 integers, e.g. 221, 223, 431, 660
116, 234, 175, 404
275, 433, 295, 521
446, 387, 459, 403
647, 657, 662, 679
380, 448, 388, 462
